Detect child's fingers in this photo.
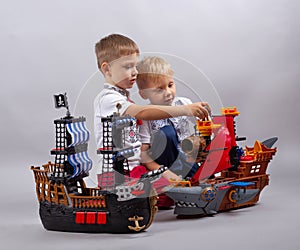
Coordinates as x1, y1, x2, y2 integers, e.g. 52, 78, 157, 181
199, 105, 209, 118
204, 104, 212, 116
200, 102, 212, 116
196, 108, 207, 119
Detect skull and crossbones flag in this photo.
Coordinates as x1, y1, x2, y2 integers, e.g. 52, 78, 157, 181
54, 93, 68, 108
53, 93, 71, 117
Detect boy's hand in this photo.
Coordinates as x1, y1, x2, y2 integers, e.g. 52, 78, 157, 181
188, 102, 211, 119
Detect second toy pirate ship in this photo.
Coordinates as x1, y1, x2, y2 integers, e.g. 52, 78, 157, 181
165, 107, 277, 216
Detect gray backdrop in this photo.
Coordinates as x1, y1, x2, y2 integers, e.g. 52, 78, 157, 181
1, 0, 299, 249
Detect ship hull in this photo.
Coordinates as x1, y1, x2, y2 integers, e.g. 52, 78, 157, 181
166, 174, 269, 216
39, 194, 156, 233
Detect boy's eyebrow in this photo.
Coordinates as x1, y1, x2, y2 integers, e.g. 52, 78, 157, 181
122, 59, 138, 65
155, 84, 167, 90
122, 61, 136, 65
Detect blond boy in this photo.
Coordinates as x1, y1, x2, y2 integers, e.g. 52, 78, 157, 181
136, 56, 199, 180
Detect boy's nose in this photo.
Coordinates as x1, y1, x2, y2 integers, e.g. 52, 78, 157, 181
165, 88, 172, 96
132, 67, 138, 76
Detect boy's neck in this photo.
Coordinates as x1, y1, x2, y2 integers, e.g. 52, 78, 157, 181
105, 79, 126, 91
104, 81, 121, 89
104, 83, 130, 98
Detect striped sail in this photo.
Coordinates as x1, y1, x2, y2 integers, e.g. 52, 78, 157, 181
66, 120, 93, 178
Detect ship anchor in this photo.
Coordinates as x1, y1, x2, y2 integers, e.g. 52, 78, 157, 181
128, 215, 146, 232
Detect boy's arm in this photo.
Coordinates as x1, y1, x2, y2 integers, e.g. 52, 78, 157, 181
125, 102, 211, 120
140, 144, 181, 181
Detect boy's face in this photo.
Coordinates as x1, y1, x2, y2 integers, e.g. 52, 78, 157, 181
140, 76, 176, 106
105, 53, 139, 89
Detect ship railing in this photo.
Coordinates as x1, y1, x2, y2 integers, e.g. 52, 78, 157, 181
31, 166, 50, 202
245, 142, 277, 162
169, 180, 192, 187
85, 187, 104, 196
69, 193, 106, 209
208, 177, 236, 184
45, 161, 64, 174
31, 165, 69, 206
253, 151, 276, 161
38, 161, 64, 174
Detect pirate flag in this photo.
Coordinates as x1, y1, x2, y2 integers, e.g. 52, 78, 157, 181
54, 93, 71, 116
54, 93, 68, 108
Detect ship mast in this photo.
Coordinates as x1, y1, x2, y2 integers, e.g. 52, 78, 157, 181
97, 103, 135, 189
51, 93, 92, 183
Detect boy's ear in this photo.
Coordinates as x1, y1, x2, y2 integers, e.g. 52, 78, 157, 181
139, 89, 148, 100
101, 62, 111, 76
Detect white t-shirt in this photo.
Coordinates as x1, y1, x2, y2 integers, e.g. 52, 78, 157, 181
139, 97, 196, 144
94, 83, 141, 170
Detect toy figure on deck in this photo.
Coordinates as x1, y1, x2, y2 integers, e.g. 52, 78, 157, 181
93, 34, 211, 185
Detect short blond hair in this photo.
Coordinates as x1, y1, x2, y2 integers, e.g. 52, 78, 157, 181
136, 56, 174, 89
95, 34, 139, 72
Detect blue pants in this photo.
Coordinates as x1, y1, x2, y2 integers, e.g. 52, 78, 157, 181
149, 125, 198, 178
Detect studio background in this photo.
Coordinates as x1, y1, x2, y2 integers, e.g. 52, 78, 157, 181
1, 0, 299, 250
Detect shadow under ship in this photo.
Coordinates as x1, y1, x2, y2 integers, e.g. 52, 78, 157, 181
165, 107, 277, 216
31, 97, 161, 233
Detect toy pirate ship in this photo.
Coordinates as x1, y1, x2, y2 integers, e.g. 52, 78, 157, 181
165, 107, 277, 216
30, 93, 162, 233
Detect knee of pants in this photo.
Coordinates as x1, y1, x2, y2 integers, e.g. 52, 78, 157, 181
150, 125, 180, 166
